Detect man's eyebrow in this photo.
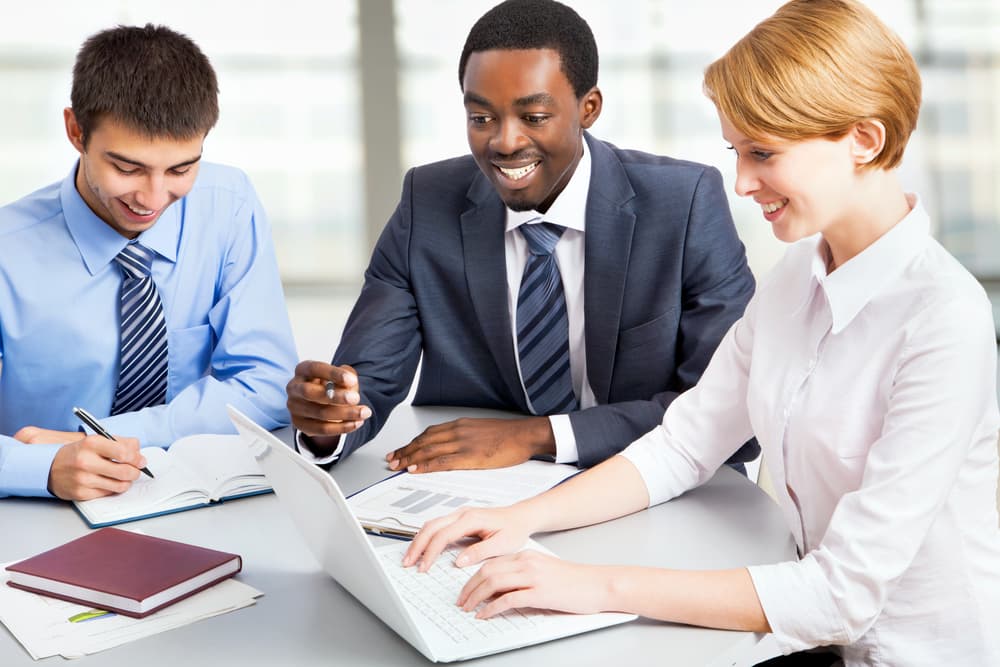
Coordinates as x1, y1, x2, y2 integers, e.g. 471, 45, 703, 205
463, 91, 557, 108
464, 92, 491, 107
513, 93, 556, 107
105, 151, 203, 170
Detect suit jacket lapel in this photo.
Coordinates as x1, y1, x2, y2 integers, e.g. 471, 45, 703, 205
583, 134, 636, 404
461, 172, 529, 410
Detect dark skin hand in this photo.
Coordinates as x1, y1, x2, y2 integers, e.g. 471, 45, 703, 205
286, 361, 371, 456
386, 417, 556, 473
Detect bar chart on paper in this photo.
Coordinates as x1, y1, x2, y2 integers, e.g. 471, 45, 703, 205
347, 461, 578, 536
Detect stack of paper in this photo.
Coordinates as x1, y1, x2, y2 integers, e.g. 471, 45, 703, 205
0, 564, 262, 659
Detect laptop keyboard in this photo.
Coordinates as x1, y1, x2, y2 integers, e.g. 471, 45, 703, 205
378, 543, 554, 643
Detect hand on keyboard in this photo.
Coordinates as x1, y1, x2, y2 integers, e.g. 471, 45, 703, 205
456, 549, 614, 620
403, 505, 533, 573
381, 543, 555, 643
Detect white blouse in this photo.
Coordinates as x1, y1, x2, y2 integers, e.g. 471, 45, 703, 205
622, 197, 1000, 666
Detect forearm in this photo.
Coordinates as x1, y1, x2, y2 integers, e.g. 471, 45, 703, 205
519, 454, 649, 533
102, 373, 289, 447
602, 565, 769, 631
0, 439, 61, 498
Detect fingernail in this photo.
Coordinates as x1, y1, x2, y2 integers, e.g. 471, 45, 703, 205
360, 406, 372, 419
455, 555, 467, 566
345, 391, 360, 403
388, 459, 399, 470
344, 373, 358, 386
407, 464, 417, 473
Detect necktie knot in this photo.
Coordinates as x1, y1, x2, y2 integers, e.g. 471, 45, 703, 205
115, 243, 154, 279
519, 222, 564, 257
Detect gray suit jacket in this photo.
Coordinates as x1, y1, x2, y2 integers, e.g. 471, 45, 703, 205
333, 134, 757, 467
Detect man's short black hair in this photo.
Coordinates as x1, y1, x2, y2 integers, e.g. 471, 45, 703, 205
71, 24, 219, 147
458, 0, 599, 98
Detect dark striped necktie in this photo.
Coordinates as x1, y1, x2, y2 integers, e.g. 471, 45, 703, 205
110, 242, 168, 415
516, 222, 579, 415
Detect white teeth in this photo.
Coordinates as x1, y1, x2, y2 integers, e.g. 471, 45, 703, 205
127, 202, 154, 216
762, 199, 788, 214
497, 162, 539, 181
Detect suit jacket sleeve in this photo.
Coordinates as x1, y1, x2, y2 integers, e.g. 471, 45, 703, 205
568, 166, 756, 468
332, 168, 423, 459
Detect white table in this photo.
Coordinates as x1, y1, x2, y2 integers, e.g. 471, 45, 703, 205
0, 405, 796, 666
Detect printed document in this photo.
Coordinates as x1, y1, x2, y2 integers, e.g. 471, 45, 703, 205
347, 460, 578, 537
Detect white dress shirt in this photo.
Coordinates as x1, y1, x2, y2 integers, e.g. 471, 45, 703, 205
621, 196, 1000, 665
505, 140, 595, 464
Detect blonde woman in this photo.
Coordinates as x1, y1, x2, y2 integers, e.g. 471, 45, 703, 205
403, 1, 1000, 664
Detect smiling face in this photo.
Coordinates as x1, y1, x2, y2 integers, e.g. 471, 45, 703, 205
719, 111, 862, 244
462, 48, 601, 213
65, 109, 204, 239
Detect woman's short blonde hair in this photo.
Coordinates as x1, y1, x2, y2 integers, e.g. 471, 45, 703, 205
704, 0, 921, 169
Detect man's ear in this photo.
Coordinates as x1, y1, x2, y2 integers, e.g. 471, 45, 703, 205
850, 119, 886, 167
579, 86, 603, 130
64, 108, 85, 153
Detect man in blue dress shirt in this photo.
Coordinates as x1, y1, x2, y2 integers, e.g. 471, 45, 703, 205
0, 25, 297, 500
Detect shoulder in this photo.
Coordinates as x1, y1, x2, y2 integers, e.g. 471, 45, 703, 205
905, 239, 993, 328
0, 180, 63, 240
182, 162, 264, 231
404, 154, 480, 200
187, 162, 255, 200
592, 137, 722, 195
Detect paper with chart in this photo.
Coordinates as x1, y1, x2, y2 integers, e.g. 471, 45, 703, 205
347, 460, 578, 536
0, 560, 262, 659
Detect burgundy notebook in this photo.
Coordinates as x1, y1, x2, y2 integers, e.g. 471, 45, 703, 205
5, 528, 242, 618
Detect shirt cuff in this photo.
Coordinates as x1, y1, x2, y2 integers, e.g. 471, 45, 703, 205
747, 558, 850, 653
549, 414, 579, 464
619, 426, 692, 507
295, 431, 344, 466
0, 442, 62, 498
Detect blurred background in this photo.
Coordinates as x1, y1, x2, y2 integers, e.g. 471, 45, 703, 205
0, 0, 998, 363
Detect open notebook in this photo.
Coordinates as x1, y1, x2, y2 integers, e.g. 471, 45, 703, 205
74, 435, 271, 528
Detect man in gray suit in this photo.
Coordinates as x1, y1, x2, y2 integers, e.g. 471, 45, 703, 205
287, 0, 756, 473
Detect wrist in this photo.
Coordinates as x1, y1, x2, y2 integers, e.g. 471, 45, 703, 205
600, 565, 633, 613
524, 416, 556, 458
298, 432, 343, 457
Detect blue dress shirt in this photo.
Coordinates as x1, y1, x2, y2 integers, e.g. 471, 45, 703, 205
0, 162, 298, 497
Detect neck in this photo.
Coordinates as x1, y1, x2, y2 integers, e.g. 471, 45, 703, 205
822, 169, 911, 271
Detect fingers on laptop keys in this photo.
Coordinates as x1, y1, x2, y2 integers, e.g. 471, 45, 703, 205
404, 511, 463, 570
404, 508, 528, 573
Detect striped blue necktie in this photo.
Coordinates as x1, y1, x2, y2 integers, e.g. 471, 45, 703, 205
110, 242, 168, 415
516, 222, 578, 415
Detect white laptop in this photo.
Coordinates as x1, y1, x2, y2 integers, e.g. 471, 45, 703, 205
227, 406, 636, 663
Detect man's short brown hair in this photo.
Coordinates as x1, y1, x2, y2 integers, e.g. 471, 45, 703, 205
71, 24, 219, 146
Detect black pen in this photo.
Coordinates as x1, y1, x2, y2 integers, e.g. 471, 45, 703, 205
72, 406, 155, 478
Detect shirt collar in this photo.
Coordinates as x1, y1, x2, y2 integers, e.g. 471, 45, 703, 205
505, 138, 591, 233
818, 194, 929, 334
60, 161, 181, 276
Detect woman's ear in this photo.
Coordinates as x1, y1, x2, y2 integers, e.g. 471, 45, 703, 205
850, 119, 886, 167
